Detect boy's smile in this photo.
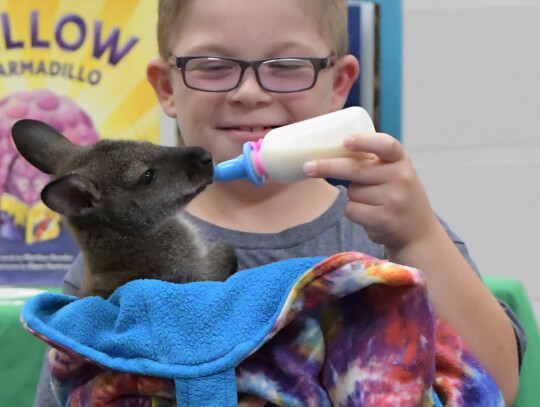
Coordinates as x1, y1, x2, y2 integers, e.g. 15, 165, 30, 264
216, 124, 281, 144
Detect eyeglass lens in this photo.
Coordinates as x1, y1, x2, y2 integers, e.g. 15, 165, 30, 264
183, 58, 318, 92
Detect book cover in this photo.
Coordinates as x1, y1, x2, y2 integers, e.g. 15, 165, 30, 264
0, 0, 161, 285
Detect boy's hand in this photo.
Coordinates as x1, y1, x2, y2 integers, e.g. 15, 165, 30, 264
304, 133, 520, 404
303, 132, 438, 252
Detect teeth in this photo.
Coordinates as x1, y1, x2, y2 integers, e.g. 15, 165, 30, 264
232, 126, 275, 132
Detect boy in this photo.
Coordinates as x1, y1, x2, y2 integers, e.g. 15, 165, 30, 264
33, 0, 524, 406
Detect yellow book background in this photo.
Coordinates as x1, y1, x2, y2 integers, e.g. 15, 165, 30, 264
0, 0, 160, 141
0, 1, 160, 278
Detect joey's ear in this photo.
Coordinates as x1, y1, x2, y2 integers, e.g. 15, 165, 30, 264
41, 174, 102, 217
147, 57, 177, 118
11, 119, 80, 175
330, 54, 360, 111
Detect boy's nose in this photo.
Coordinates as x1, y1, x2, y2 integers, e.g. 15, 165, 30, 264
227, 69, 273, 106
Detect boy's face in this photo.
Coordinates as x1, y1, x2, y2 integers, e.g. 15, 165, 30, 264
148, 0, 358, 164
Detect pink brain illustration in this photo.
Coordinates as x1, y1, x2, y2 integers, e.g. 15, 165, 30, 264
0, 89, 100, 206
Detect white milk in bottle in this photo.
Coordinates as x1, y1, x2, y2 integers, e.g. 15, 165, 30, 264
213, 106, 376, 185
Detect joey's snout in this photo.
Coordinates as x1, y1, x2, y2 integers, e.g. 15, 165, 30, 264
175, 146, 215, 184
197, 150, 213, 167
179, 146, 213, 166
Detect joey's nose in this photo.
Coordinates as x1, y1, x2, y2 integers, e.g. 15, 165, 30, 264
199, 151, 213, 166
190, 147, 213, 169
182, 146, 214, 169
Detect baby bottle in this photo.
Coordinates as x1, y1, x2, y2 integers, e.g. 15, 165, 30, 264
213, 106, 376, 186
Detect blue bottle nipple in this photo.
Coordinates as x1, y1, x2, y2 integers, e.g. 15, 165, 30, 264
213, 141, 265, 186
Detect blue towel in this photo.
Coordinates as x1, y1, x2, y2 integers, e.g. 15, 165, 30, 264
22, 257, 323, 406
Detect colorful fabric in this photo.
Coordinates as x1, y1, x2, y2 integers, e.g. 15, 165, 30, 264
21, 252, 504, 406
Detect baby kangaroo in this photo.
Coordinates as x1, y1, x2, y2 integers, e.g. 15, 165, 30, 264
11, 119, 237, 298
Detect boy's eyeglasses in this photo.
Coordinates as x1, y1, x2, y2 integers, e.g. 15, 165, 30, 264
168, 54, 335, 93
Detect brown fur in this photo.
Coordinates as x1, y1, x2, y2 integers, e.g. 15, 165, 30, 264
11, 119, 237, 298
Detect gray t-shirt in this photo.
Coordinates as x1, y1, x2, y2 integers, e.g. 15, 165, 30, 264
33, 186, 527, 407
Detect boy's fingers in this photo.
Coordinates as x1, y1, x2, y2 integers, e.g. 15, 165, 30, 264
302, 133, 404, 181
303, 156, 381, 184
347, 183, 384, 206
344, 132, 404, 163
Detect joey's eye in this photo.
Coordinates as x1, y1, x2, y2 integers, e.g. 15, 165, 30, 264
138, 168, 156, 186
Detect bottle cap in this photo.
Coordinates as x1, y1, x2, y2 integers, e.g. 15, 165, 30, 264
213, 142, 265, 186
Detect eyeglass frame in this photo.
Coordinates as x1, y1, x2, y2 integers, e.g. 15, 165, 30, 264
168, 53, 336, 93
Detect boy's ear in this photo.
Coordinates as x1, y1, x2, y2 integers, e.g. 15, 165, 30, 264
147, 57, 177, 118
42, 174, 102, 217
331, 54, 360, 111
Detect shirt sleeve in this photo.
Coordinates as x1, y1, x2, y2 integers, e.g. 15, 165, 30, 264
62, 251, 84, 296
438, 215, 528, 368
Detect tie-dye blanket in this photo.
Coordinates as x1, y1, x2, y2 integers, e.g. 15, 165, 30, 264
21, 252, 504, 406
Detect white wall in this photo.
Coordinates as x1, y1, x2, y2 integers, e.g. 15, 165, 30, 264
402, 0, 540, 323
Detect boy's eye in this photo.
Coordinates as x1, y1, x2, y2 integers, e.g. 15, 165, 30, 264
138, 168, 156, 186
187, 59, 236, 73
263, 60, 312, 77
267, 61, 304, 70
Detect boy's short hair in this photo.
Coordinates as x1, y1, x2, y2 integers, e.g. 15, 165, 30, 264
157, 0, 349, 59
